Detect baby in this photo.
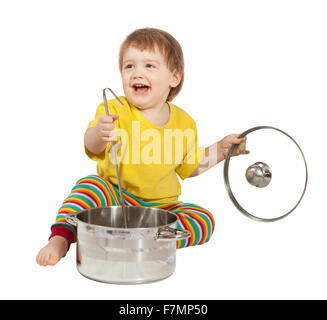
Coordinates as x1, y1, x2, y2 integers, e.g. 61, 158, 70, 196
36, 28, 248, 266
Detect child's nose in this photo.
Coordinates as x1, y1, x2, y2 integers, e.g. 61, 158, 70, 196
131, 66, 144, 79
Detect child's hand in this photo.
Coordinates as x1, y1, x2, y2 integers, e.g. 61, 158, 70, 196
218, 134, 250, 161
189, 134, 250, 177
95, 114, 119, 142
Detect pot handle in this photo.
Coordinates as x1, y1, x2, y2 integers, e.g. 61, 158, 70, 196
156, 226, 191, 241
65, 213, 78, 226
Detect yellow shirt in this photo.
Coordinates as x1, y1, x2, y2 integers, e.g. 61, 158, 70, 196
85, 97, 205, 203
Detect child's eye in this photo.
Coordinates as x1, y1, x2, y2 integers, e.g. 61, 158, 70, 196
146, 64, 155, 69
124, 64, 134, 69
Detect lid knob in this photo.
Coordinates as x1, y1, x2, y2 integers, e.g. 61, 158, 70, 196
245, 162, 272, 188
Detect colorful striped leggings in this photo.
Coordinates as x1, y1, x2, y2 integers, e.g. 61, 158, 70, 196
51, 175, 215, 248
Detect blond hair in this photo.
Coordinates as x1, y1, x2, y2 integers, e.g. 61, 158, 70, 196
119, 28, 184, 101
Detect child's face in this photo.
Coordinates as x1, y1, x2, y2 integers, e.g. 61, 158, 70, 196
121, 46, 180, 110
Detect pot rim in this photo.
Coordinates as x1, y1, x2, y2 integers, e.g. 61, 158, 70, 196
70, 206, 180, 232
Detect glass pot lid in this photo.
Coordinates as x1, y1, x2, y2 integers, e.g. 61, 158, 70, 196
223, 126, 308, 222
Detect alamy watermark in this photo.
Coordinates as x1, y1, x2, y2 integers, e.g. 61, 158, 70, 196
107, 120, 217, 168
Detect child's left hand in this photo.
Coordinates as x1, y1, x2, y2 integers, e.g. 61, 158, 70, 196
218, 134, 250, 161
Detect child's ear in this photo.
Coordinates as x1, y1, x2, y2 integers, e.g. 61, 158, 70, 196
170, 70, 182, 88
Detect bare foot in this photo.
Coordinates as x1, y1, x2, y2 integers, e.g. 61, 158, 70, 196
36, 236, 68, 266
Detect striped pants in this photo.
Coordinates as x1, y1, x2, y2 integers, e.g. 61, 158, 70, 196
51, 175, 215, 248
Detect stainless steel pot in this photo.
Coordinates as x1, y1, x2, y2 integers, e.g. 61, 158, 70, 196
66, 206, 191, 284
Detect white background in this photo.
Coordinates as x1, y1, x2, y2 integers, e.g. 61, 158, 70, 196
0, 0, 326, 299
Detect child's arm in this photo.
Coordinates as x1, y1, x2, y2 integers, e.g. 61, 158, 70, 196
189, 134, 249, 177
84, 114, 119, 154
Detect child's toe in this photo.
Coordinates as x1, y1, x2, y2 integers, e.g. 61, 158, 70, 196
48, 253, 60, 266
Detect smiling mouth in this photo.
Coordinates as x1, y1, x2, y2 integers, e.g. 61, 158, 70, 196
132, 84, 150, 94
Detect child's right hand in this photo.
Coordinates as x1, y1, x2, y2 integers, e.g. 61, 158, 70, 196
95, 114, 119, 142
